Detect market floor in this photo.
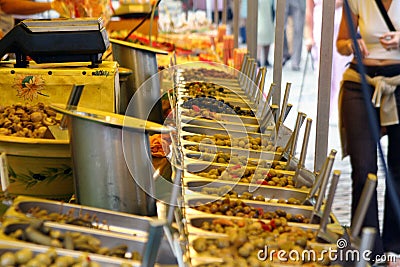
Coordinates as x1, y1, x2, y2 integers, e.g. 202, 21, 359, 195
262, 52, 388, 228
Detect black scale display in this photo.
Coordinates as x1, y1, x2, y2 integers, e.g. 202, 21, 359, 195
0, 18, 110, 68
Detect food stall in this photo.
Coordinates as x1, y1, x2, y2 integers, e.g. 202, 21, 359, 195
0, 1, 379, 266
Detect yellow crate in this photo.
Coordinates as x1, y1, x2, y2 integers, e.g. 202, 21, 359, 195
0, 61, 119, 112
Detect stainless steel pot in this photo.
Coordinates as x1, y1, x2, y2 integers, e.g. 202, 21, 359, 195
50, 104, 170, 216
110, 38, 168, 124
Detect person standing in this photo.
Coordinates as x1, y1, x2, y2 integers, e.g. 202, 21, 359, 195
257, 0, 274, 67
283, 0, 306, 71
305, 0, 352, 122
0, 0, 68, 38
337, 0, 400, 262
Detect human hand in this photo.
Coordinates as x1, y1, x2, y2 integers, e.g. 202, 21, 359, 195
51, 0, 71, 18
379, 32, 400, 51
344, 38, 369, 57
305, 38, 315, 52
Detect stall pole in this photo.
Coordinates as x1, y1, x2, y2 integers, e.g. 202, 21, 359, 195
246, 0, 257, 59
314, 0, 335, 172
272, 0, 286, 109
222, 0, 228, 25
214, 0, 219, 24
233, 0, 239, 48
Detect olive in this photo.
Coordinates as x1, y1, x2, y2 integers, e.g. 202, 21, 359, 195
254, 195, 265, 202
193, 238, 207, 252
275, 209, 287, 217
1, 252, 16, 266
34, 253, 51, 265
293, 214, 306, 223
15, 248, 33, 264
220, 203, 229, 213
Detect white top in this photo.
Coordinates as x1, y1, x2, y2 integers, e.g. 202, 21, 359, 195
348, 0, 400, 60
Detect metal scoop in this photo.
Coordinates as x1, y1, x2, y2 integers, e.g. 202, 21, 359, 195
142, 219, 167, 267
292, 117, 313, 188
350, 173, 377, 246
45, 84, 84, 139
309, 151, 336, 223
316, 170, 341, 243
302, 149, 336, 205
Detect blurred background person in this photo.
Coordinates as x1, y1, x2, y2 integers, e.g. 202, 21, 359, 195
257, 0, 274, 67
0, 0, 68, 38
282, 0, 306, 71
305, 0, 351, 123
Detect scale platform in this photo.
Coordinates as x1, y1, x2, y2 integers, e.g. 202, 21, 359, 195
0, 18, 110, 68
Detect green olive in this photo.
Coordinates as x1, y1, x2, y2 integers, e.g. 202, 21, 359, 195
15, 248, 33, 264
25, 258, 42, 267
1, 251, 16, 266
34, 253, 51, 265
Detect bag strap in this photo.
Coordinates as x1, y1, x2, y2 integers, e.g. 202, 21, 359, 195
375, 0, 396, 31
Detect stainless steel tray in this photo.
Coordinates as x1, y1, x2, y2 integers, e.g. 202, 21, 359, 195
4, 196, 155, 237
0, 239, 142, 267
181, 111, 261, 125
181, 124, 292, 149
183, 195, 339, 225
183, 179, 309, 204
0, 220, 177, 265
180, 115, 261, 133
182, 160, 314, 189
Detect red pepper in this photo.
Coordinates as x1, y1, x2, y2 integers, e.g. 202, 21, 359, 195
258, 220, 272, 231
192, 105, 200, 112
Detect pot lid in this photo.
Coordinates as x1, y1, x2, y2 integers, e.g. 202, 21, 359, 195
50, 104, 171, 133
110, 38, 168, 55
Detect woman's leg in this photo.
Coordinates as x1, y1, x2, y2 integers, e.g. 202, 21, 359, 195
340, 86, 384, 258
382, 91, 400, 254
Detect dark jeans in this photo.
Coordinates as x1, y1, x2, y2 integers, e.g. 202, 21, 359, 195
340, 63, 400, 258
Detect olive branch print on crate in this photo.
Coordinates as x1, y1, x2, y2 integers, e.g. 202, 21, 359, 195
13, 75, 49, 101
8, 164, 72, 189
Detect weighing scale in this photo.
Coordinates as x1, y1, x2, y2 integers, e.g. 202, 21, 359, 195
0, 18, 109, 68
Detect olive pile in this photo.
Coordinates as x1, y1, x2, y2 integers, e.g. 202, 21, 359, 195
191, 197, 310, 223
0, 103, 60, 139
183, 82, 230, 98
181, 68, 236, 81
26, 206, 108, 230
0, 247, 136, 267
182, 97, 255, 117
5, 220, 141, 261
199, 186, 302, 205
184, 134, 283, 153
187, 151, 286, 169
192, 218, 334, 266
182, 107, 222, 120
192, 165, 300, 189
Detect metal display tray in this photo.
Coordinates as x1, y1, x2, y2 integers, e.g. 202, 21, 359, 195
180, 110, 262, 125
4, 196, 156, 237
0, 239, 142, 267
180, 115, 262, 133
180, 124, 292, 149
183, 195, 340, 225
183, 179, 310, 204
0, 220, 177, 265
183, 160, 315, 189
183, 214, 343, 236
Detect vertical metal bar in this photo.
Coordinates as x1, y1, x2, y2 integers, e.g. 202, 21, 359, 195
222, 0, 228, 25
314, 0, 335, 172
233, 0, 240, 48
214, 0, 219, 25
356, 228, 377, 267
351, 174, 378, 239
272, 0, 286, 108
246, 0, 258, 58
